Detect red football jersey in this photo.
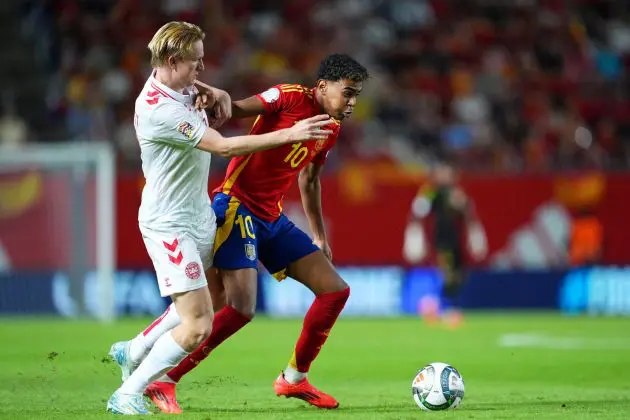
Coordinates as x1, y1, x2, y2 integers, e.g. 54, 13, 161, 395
214, 84, 341, 221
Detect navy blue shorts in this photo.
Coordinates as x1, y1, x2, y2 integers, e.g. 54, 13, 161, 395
211, 192, 319, 280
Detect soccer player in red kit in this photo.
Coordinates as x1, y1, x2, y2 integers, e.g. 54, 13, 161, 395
144, 54, 369, 413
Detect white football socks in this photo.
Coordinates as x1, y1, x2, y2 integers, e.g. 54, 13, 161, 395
284, 365, 307, 384
119, 331, 189, 394
129, 303, 180, 364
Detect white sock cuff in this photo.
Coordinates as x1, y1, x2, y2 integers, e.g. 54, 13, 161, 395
119, 331, 189, 394
130, 303, 181, 362
284, 365, 307, 384
158, 331, 189, 362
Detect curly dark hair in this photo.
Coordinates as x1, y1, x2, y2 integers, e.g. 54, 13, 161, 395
317, 54, 369, 83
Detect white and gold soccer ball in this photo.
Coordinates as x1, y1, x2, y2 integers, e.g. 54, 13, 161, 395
411, 362, 465, 411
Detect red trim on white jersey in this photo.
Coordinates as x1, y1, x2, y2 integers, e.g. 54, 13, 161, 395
150, 82, 176, 101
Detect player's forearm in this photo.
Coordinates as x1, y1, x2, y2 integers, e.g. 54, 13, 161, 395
198, 129, 290, 157
232, 97, 265, 119
231, 103, 255, 119
299, 175, 327, 241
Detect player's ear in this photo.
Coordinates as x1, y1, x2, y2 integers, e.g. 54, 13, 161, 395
317, 80, 327, 94
167, 55, 177, 70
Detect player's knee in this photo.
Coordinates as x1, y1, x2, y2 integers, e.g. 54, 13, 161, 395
189, 321, 213, 348
338, 277, 349, 292
224, 284, 257, 319
229, 300, 256, 320
339, 283, 350, 303
183, 312, 214, 348
237, 306, 256, 319
328, 274, 349, 294
317, 278, 350, 303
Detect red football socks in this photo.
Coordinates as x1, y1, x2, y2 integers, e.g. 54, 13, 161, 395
290, 287, 350, 372
166, 305, 251, 382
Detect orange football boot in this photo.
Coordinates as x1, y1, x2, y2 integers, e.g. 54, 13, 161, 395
144, 381, 182, 414
273, 373, 339, 409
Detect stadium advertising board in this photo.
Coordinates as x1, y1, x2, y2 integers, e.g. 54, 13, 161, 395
3, 266, 629, 317
1, 170, 628, 271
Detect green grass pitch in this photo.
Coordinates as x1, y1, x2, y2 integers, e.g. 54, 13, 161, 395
1, 313, 629, 419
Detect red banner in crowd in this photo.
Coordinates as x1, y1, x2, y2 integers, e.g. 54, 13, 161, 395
1, 167, 628, 269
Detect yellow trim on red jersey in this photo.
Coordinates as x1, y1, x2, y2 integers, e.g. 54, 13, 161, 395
213, 196, 240, 254
281, 88, 312, 96
250, 115, 261, 132
280, 84, 312, 96
222, 154, 253, 194
279, 84, 303, 91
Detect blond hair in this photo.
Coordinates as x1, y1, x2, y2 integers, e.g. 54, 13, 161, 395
148, 21, 205, 68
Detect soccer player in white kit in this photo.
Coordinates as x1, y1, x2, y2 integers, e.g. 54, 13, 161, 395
106, 21, 334, 415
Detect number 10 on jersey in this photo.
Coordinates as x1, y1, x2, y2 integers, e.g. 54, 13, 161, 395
284, 143, 309, 168
235, 214, 255, 239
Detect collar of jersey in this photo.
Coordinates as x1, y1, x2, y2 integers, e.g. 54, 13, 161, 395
150, 71, 193, 105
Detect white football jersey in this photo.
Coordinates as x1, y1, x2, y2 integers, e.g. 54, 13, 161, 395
134, 73, 214, 233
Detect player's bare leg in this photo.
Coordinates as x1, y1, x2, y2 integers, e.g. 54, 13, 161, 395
144, 268, 224, 413
170, 268, 255, 376
121, 268, 226, 374
273, 250, 349, 409
207, 267, 228, 312
146, 268, 254, 414
107, 287, 213, 415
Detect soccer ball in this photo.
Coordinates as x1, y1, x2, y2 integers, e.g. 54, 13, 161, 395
411, 362, 465, 411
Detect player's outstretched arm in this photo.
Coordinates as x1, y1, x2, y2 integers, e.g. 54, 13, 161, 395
195, 81, 265, 122
231, 96, 265, 118
196, 114, 333, 157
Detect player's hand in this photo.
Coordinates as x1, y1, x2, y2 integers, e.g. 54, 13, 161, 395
208, 88, 232, 129
287, 114, 333, 142
194, 92, 215, 110
314, 238, 333, 261
194, 80, 232, 129
193, 80, 216, 111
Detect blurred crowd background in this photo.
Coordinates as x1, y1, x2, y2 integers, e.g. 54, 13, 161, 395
1, 0, 629, 319
3, 0, 630, 173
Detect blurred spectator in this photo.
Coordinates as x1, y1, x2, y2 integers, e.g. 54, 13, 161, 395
0, 104, 29, 151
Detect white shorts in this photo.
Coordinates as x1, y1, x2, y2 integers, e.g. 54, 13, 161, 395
140, 226, 215, 297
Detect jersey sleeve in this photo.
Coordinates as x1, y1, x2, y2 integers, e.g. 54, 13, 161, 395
255, 84, 303, 114
144, 102, 206, 148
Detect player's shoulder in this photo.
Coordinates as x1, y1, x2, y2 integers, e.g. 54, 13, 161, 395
277, 83, 312, 95
266, 83, 313, 101
135, 86, 184, 122
277, 83, 313, 100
